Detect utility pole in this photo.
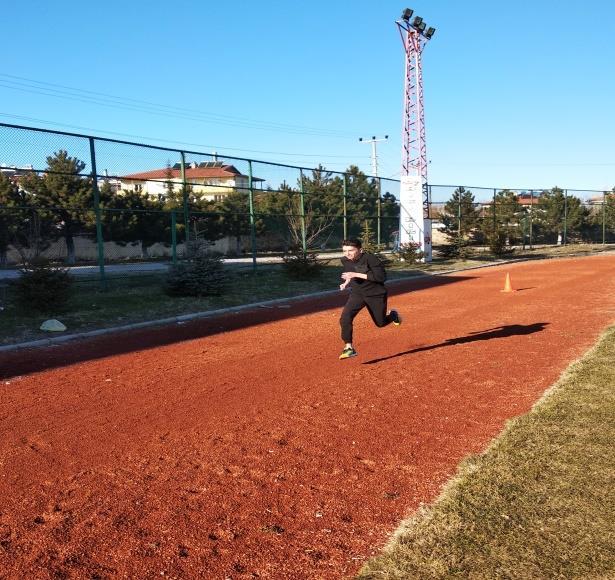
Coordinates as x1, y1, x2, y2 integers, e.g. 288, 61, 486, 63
359, 135, 388, 177
396, 7, 435, 261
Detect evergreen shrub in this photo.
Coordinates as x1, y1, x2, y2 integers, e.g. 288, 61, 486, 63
488, 231, 514, 257
282, 247, 324, 280
394, 241, 425, 264
14, 257, 73, 312
165, 246, 228, 296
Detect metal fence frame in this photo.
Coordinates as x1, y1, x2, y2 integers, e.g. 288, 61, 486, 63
1, 123, 614, 289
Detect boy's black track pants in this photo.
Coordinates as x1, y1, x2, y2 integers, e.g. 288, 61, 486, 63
340, 291, 392, 344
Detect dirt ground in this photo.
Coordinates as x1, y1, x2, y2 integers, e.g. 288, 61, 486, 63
1, 255, 615, 579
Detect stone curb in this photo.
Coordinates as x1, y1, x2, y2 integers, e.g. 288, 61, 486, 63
0, 287, 345, 353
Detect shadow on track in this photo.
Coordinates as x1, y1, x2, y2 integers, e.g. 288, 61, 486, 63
363, 322, 550, 365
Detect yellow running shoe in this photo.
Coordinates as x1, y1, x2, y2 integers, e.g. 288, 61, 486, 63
339, 346, 358, 359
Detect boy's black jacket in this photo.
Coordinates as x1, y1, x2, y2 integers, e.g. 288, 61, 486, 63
340, 252, 387, 296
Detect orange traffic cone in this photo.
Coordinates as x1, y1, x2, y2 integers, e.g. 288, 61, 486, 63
501, 272, 515, 293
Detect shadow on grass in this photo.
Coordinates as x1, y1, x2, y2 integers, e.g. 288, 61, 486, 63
363, 322, 550, 365
0, 273, 474, 380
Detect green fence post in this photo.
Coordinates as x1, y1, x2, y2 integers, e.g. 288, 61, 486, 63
529, 190, 534, 249
88, 137, 106, 289
248, 160, 257, 272
377, 178, 382, 247
171, 210, 177, 265
299, 169, 307, 254
603, 191, 607, 245
492, 188, 497, 238
180, 152, 189, 247
342, 174, 348, 240
563, 189, 568, 245
457, 190, 462, 238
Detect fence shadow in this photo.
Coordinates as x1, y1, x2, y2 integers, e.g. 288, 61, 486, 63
0, 273, 474, 380
363, 322, 550, 365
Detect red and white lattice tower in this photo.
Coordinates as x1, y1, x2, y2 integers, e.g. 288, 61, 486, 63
396, 9, 435, 261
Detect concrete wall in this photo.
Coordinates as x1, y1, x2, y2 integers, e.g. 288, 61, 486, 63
4, 235, 248, 265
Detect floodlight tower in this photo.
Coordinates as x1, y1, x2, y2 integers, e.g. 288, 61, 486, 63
396, 8, 435, 261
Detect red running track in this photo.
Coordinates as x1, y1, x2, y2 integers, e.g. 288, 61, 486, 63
1, 255, 614, 579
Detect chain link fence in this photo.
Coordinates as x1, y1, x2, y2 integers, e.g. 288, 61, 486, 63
1, 123, 400, 282
1, 122, 614, 290
429, 185, 615, 250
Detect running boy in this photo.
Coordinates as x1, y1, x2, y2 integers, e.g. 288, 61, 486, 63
338, 238, 401, 359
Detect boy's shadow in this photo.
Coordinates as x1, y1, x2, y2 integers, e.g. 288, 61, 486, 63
363, 322, 549, 365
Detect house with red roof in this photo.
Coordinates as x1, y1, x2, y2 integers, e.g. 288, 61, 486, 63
121, 161, 263, 201
516, 191, 542, 207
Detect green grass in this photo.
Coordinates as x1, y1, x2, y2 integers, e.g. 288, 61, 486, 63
358, 326, 615, 579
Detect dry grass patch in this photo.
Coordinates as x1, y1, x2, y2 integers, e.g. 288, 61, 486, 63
358, 327, 615, 579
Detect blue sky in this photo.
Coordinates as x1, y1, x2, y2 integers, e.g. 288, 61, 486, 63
1, 0, 614, 196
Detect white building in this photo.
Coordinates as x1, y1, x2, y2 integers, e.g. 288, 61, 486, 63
121, 161, 263, 202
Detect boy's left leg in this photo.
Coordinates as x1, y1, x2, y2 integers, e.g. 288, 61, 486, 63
365, 292, 391, 328
365, 293, 402, 327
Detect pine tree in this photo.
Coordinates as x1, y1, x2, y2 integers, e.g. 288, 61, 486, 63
442, 187, 480, 241
535, 187, 587, 243
359, 219, 391, 265
0, 171, 33, 266
20, 150, 93, 265
104, 186, 168, 258
359, 219, 378, 253
440, 187, 480, 256
479, 189, 522, 250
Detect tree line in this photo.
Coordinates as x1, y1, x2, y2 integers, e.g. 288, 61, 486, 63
0, 150, 400, 266
2, 150, 614, 267
438, 186, 615, 255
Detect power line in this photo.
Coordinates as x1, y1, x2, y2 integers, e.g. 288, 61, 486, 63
0, 112, 359, 163
0, 73, 357, 139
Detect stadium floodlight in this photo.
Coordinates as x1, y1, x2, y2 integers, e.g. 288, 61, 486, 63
401, 8, 413, 21
396, 9, 436, 261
